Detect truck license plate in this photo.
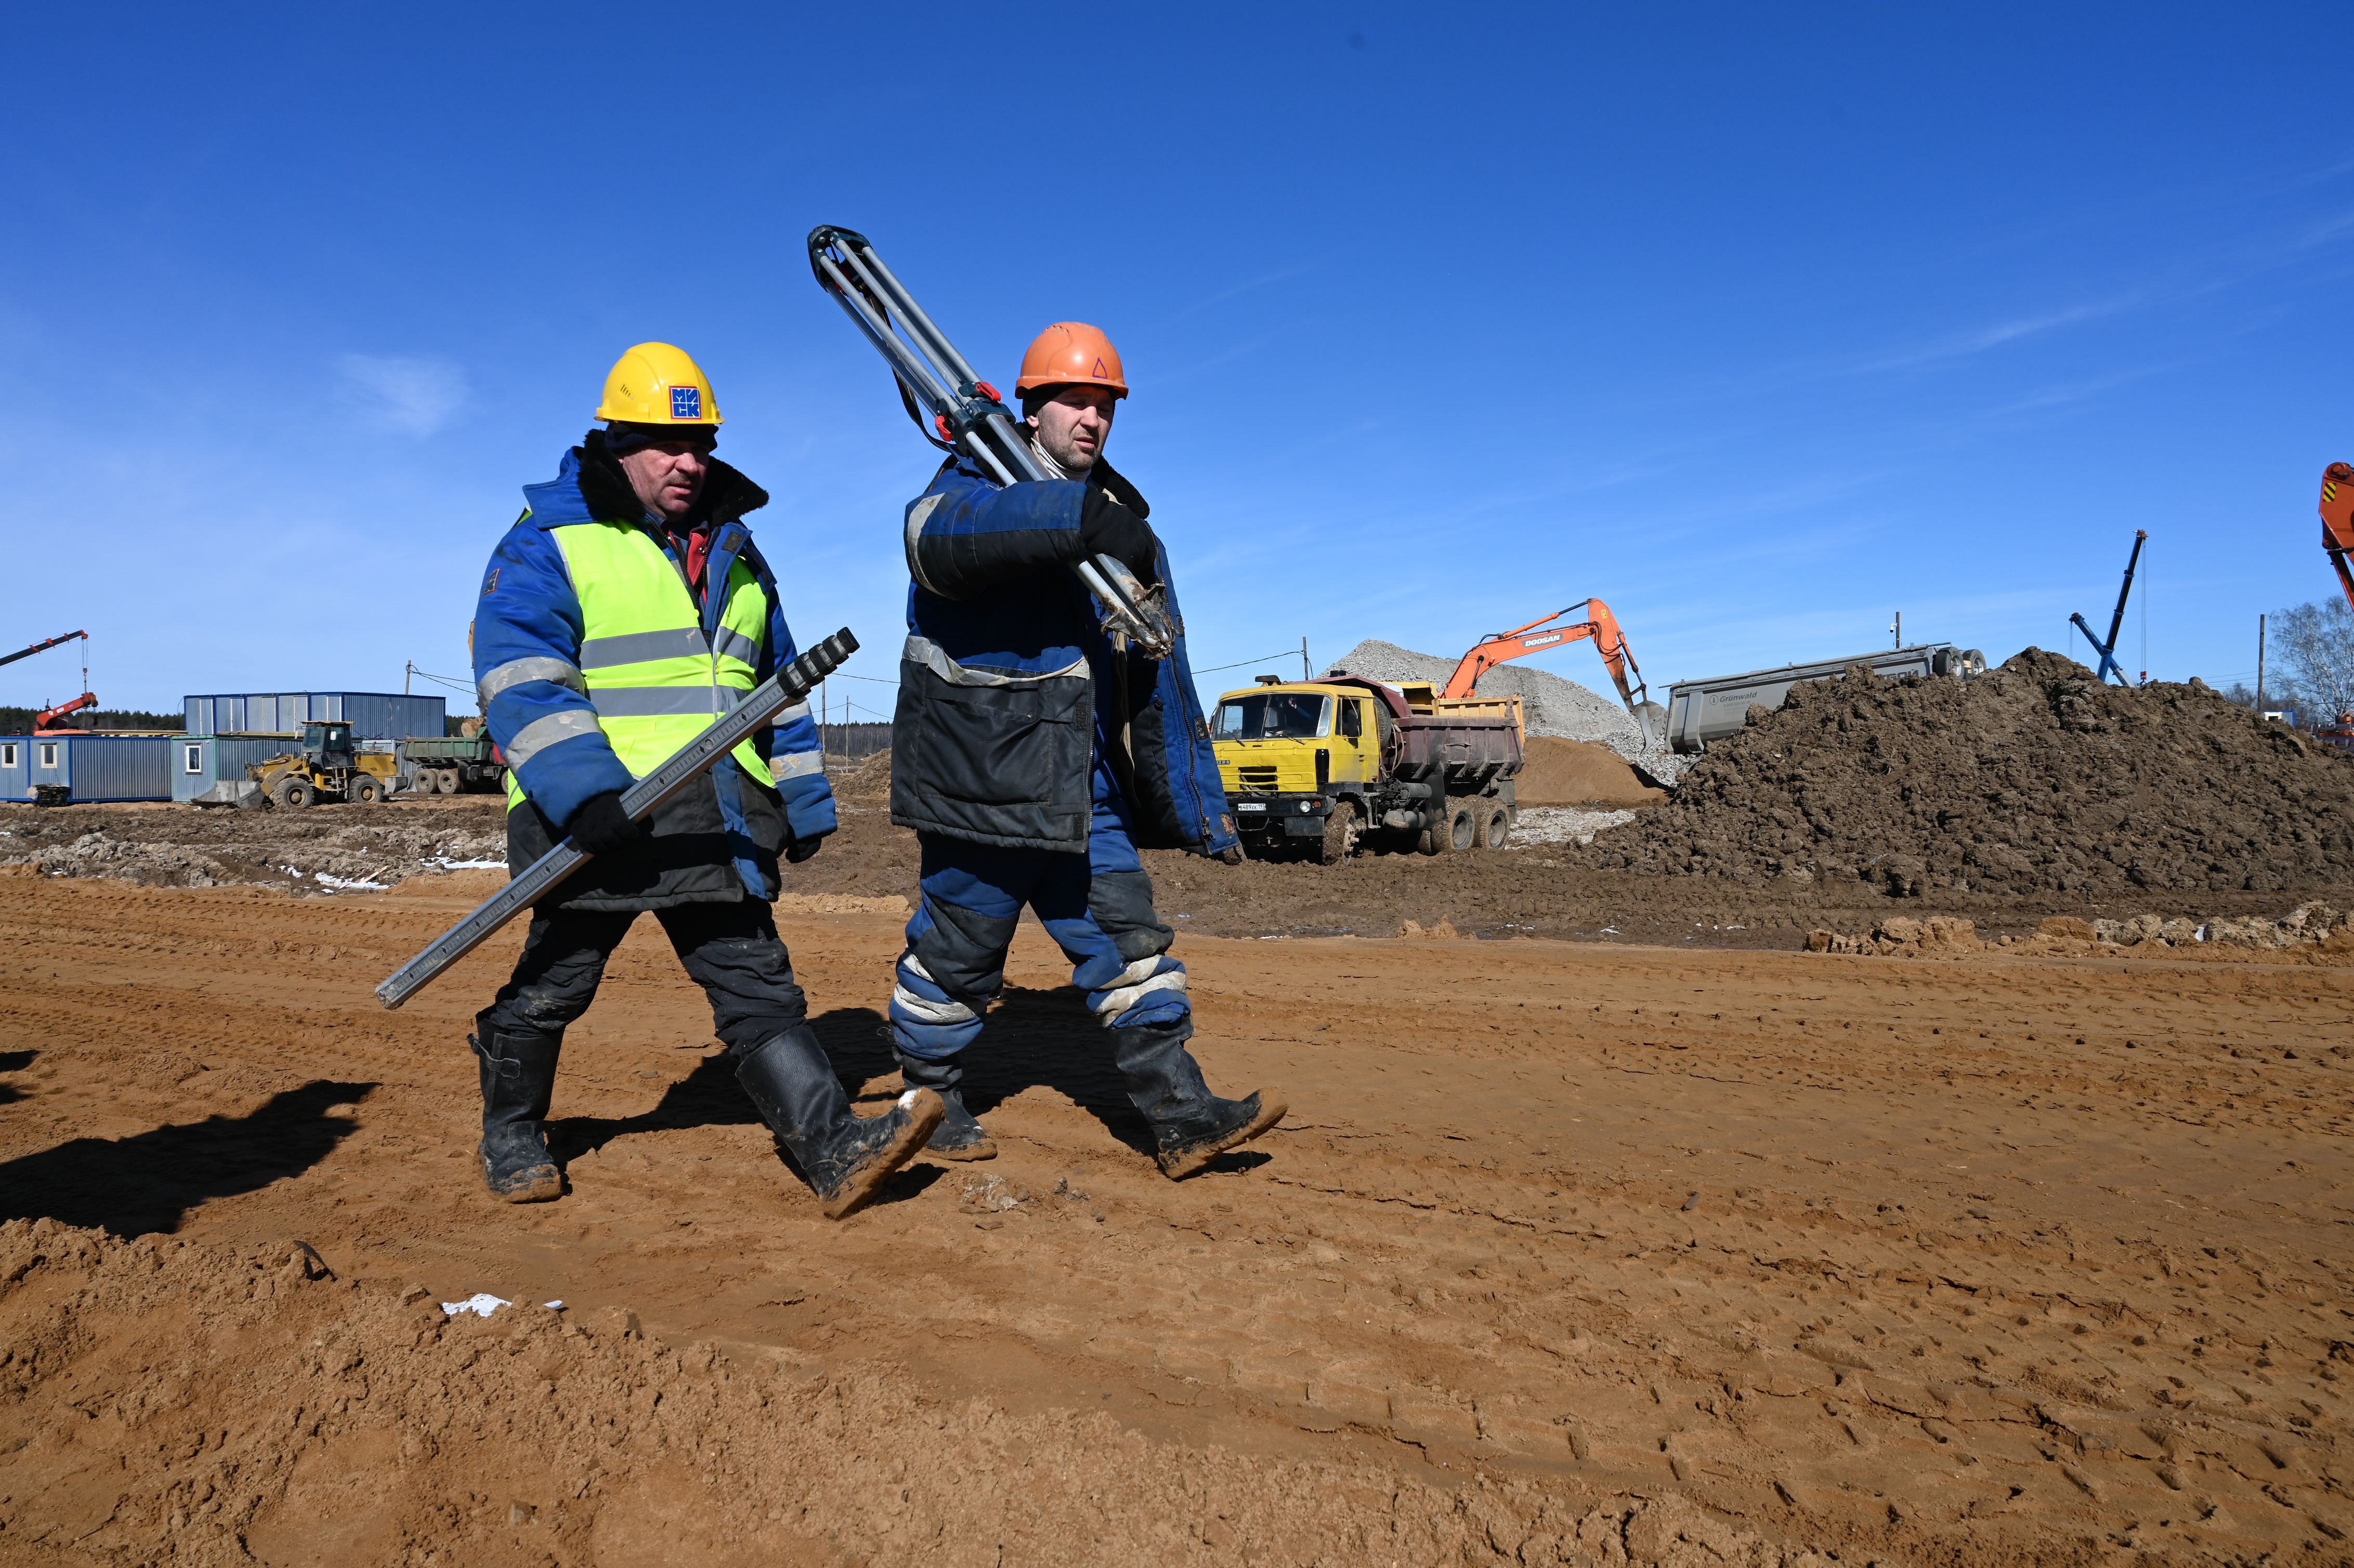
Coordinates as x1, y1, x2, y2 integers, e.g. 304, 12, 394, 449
1236, 802, 1266, 812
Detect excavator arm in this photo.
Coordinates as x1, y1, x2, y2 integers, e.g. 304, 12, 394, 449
2322, 463, 2354, 616
1441, 598, 1664, 744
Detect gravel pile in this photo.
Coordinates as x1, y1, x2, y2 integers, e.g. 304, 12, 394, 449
1570, 649, 2354, 897
1328, 639, 1688, 785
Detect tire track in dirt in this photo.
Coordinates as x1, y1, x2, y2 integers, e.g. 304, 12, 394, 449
2, 876, 2349, 1563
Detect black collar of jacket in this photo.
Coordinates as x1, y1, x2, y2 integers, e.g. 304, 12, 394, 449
577, 428, 771, 529
1088, 456, 1149, 519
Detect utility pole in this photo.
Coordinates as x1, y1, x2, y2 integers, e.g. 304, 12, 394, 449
1300, 637, 1311, 680
2256, 613, 2266, 712
1890, 612, 1902, 650
404, 661, 413, 696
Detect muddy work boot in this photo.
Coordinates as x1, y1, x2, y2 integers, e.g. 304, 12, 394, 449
471, 1014, 564, 1204
1110, 1025, 1288, 1179
893, 1047, 996, 1160
737, 1026, 945, 1218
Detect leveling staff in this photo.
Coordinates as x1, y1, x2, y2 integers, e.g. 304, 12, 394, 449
467, 343, 940, 1219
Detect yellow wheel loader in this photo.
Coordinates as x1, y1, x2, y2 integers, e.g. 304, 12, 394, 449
249, 720, 400, 808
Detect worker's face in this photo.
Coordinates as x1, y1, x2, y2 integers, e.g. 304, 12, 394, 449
1027, 386, 1117, 475
619, 438, 711, 521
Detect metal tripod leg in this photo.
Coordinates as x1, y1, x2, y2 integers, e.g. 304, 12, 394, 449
807, 225, 1176, 657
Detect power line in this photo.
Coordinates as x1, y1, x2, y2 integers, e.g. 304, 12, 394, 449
1194, 650, 1305, 674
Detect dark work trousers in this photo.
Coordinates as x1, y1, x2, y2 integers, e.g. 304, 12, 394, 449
483, 899, 808, 1055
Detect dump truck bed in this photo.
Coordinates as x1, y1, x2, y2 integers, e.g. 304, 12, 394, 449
1663, 644, 1984, 754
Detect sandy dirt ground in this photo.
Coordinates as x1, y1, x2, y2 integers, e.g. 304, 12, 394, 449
3, 868, 2351, 1565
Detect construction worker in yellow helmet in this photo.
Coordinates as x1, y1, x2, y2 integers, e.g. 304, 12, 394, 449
466, 342, 941, 1218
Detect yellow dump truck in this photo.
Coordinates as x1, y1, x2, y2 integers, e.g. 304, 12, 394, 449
1210, 673, 1525, 863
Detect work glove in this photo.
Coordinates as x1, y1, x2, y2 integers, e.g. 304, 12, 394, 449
565, 791, 640, 857
1079, 488, 1161, 583
784, 834, 825, 865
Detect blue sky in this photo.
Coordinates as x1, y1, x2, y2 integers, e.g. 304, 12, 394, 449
5, 4, 2350, 724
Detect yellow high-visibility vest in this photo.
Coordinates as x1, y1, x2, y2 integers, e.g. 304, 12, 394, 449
501, 521, 775, 810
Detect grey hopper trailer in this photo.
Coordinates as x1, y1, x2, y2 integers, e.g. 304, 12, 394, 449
1663, 644, 1985, 755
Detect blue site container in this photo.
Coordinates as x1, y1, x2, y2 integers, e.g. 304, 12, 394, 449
181, 691, 446, 739
170, 735, 303, 801
0, 734, 173, 802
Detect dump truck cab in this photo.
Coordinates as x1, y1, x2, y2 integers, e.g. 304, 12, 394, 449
1212, 679, 1385, 859
1211, 673, 1522, 863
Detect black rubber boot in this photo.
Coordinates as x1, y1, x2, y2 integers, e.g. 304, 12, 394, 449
893, 1048, 997, 1161
1109, 1025, 1288, 1179
737, 1026, 945, 1218
471, 1012, 564, 1204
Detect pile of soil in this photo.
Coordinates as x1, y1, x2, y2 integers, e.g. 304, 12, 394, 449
1515, 735, 1664, 807
0, 1219, 1829, 1567
1572, 649, 2354, 897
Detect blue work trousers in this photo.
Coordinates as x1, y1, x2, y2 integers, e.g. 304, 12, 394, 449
889, 791, 1190, 1063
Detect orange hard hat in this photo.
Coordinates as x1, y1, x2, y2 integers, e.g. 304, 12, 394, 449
1015, 322, 1128, 399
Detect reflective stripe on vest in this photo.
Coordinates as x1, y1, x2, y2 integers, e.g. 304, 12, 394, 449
502, 520, 776, 809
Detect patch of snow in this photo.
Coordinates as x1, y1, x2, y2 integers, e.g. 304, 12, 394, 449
441, 1292, 511, 1317
1512, 806, 1637, 846
313, 871, 388, 892
421, 856, 505, 870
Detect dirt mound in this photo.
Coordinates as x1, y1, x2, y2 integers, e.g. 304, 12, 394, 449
1572, 649, 2354, 897
1516, 735, 1665, 806
0, 799, 506, 893
824, 746, 893, 806
0, 1219, 1834, 1566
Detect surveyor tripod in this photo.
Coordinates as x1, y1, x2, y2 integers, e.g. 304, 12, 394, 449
807, 225, 1175, 658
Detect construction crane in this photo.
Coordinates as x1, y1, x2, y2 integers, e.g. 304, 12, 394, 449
2069, 530, 2146, 686
2320, 463, 2354, 615
1, 630, 98, 731
1441, 599, 1665, 746
0, 630, 86, 671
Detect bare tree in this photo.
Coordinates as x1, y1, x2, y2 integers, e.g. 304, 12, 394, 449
2270, 598, 2354, 725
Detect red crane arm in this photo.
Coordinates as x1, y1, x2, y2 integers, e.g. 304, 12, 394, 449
1439, 598, 1652, 715
34, 694, 98, 732
2322, 463, 2354, 616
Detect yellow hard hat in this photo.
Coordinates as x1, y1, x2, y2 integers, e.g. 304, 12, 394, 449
594, 342, 724, 426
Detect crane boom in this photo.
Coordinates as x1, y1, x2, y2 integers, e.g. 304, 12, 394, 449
0, 630, 86, 671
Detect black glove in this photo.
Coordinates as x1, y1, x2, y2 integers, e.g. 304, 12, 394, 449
565, 791, 639, 856
784, 834, 824, 865
1079, 487, 1160, 582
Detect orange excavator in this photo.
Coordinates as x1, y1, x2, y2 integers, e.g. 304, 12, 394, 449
2317, 466, 2354, 750
1441, 598, 1666, 746
2321, 464, 2354, 615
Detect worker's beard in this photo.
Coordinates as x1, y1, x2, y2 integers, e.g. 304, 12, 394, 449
1025, 431, 1072, 480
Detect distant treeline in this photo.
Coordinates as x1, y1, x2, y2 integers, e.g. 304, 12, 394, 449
0, 707, 185, 733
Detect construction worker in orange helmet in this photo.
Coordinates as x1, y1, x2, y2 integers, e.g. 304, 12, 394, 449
882, 320, 1280, 1179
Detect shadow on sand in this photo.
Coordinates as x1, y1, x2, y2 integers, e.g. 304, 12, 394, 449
552, 992, 1270, 1181
0, 1079, 376, 1237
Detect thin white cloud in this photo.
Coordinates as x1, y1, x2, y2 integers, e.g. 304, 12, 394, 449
337, 354, 470, 437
